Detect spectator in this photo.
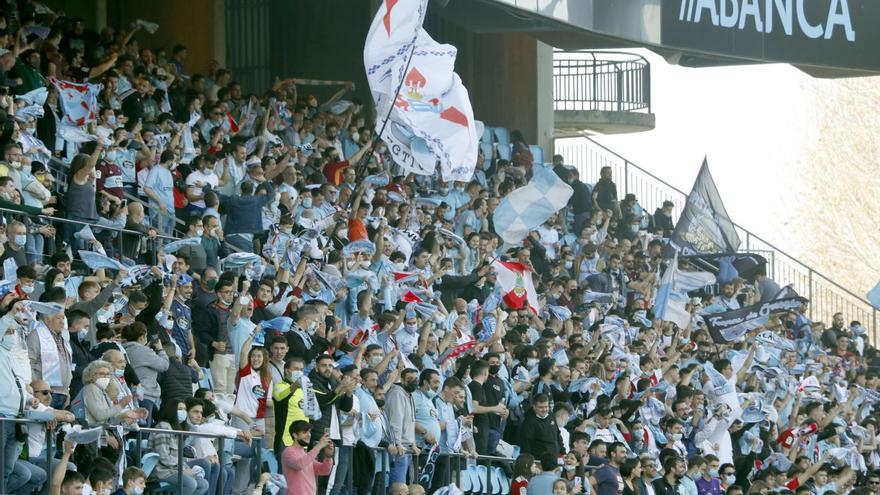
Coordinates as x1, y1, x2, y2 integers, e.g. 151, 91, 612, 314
528, 453, 562, 495
282, 420, 334, 495
148, 398, 210, 495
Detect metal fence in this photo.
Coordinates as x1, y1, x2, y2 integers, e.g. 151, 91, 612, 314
555, 135, 878, 342
0, 417, 232, 495
553, 51, 651, 113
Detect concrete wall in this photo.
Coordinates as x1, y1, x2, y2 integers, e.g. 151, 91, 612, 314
107, 0, 219, 76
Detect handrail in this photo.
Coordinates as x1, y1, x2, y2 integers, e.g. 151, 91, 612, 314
0, 206, 180, 241
555, 135, 877, 340
553, 50, 652, 114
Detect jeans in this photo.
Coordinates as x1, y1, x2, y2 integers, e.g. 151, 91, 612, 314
1, 420, 17, 492
189, 458, 220, 495
159, 472, 209, 495
25, 233, 44, 264
151, 210, 176, 240
389, 452, 411, 484
487, 427, 502, 456
8, 459, 46, 495
329, 444, 353, 495
231, 417, 259, 495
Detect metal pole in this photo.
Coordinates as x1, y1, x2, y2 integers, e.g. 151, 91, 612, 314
177, 433, 184, 495
486, 458, 492, 494
217, 437, 226, 495
624, 161, 629, 197
873, 308, 877, 346
43, 424, 53, 495
808, 270, 814, 320
1, 418, 6, 495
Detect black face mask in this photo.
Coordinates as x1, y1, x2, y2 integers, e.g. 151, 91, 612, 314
375, 399, 385, 408
488, 364, 501, 375
403, 381, 418, 394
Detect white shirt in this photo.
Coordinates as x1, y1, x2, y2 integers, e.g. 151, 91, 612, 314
185, 170, 219, 208
537, 224, 560, 259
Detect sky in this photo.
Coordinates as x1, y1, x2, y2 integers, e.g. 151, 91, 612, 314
554, 48, 880, 319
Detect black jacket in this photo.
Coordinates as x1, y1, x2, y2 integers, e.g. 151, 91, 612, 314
69, 335, 93, 399
158, 358, 196, 404
519, 410, 562, 459
285, 325, 330, 364
308, 369, 353, 438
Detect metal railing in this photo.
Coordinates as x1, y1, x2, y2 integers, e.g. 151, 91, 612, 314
555, 135, 878, 343
0, 416, 232, 495
553, 51, 651, 113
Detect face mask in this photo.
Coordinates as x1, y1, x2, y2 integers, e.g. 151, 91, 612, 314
489, 364, 501, 375
53, 281, 65, 288
564, 261, 573, 270
375, 399, 385, 408
95, 377, 110, 390
97, 489, 111, 495
307, 321, 318, 335
455, 186, 465, 192
205, 168, 215, 176
21, 284, 33, 294
196, 228, 204, 237
425, 389, 437, 400
438, 188, 449, 195
0, 333, 14, 350
708, 468, 719, 478
288, 370, 303, 382
369, 356, 383, 368
527, 358, 539, 368
670, 433, 682, 442
131, 487, 144, 495
114, 368, 125, 378
14, 235, 26, 247
107, 115, 117, 126
205, 279, 218, 290
724, 475, 736, 485
9, 161, 20, 169
78, 329, 88, 341
301, 198, 313, 208
404, 323, 418, 334
564, 465, 576, 473
403, 381, 418, 393
351, 132, 360, 142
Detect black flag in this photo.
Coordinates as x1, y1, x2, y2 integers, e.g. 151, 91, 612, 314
705, 296, 807, 343
664, 158, 740, 257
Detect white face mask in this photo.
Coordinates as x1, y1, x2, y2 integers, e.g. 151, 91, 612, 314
95, 377, 110, 390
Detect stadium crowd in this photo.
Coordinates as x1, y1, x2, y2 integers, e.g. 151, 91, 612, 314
0, 4, 878, 495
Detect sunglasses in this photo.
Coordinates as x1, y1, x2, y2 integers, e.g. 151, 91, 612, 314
34, 390, 51, 395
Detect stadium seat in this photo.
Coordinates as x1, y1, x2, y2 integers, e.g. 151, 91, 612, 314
529, 144, 544, 165
140, 452, 174, 492
480, 142, 493, 161
497, 143, 512, 160
481, 124, 492, 143
261, 447, 278, 474
493, 127, 510, 146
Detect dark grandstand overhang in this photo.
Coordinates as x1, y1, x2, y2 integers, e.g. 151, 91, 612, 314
434, 0, 880, 78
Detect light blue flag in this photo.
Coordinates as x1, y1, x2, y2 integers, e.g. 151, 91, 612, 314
492, 166, 573, 245
868, 280, 880, 310
654, 252, 716, 328
163, 237, 202, 254
261, 317, 294, 333
78, 250, 125, 271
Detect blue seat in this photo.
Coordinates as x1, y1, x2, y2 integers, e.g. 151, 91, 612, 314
529, 145, 544, 165
261, 447, 279, 474
480, 142, 493, 160
481, 123, 492, 143
141, 452, 174, 493
494, 127, 510, 146
199, 367, 213, 390
497, 143, 512, 161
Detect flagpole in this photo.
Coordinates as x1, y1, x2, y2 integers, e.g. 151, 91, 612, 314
345, 34, 419, 209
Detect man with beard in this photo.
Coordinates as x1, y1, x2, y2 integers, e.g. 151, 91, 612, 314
308, 354, 355, 494
385, 368, 420, 484
282, 420, 335, 495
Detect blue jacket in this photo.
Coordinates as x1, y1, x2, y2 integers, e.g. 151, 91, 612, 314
219, 184, 273, 235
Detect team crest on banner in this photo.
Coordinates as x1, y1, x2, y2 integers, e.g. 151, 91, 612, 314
49, 78, 103, 126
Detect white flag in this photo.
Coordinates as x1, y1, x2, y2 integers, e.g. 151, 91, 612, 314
364, 0, 478, 182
